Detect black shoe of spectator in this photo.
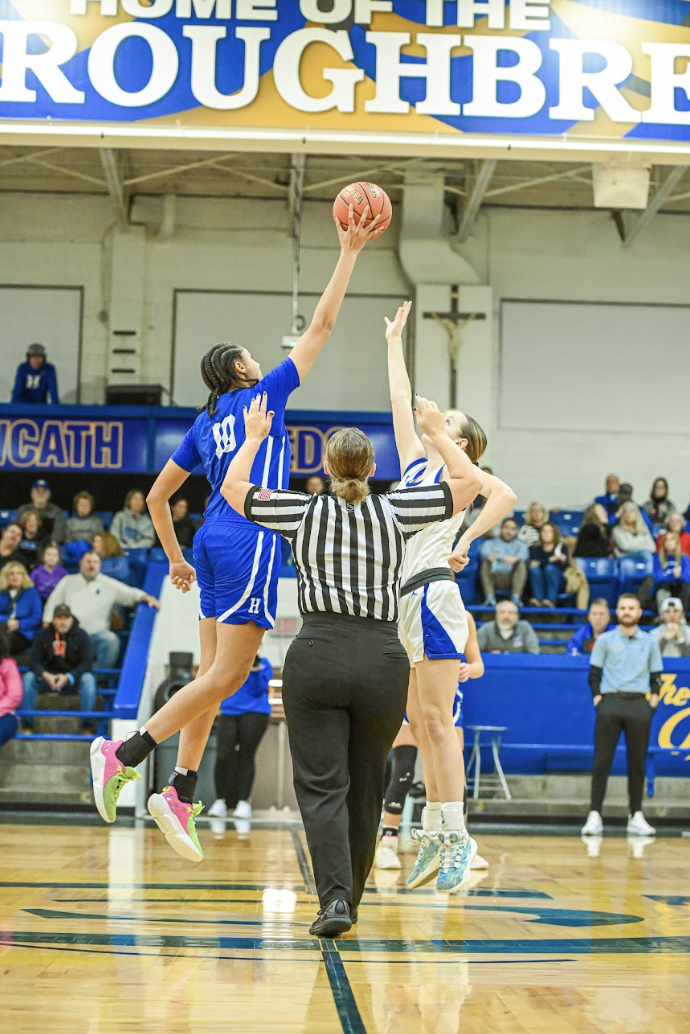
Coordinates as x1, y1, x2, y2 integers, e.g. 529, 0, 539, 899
309, 898, 352, 937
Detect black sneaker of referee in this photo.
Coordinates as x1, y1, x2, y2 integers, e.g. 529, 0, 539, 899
308, 898, 352, 937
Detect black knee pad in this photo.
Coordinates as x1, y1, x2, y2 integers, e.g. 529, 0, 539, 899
384, 745, 418, 815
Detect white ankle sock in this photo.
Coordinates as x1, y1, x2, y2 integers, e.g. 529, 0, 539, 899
422, 801, 442, 833
442, 801, 466, 833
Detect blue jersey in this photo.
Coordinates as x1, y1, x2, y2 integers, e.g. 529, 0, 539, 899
11, 361, 60, 404
172, 358, 300, 524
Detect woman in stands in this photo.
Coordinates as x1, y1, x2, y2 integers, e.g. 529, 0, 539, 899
656, 512, 690, 556
0, 561, 43, 656
90, 207, 381, 859
385, 302, 516, 892
612, 502, 655, 559
517, 502, 547, 548
644, 478, 676, 527
528, 521, 569, 607
650, 531, 690, 612
574, 504, 613, 558
110, 490, 156, 551
376, 611, 487, 873
93, 532, 130, 582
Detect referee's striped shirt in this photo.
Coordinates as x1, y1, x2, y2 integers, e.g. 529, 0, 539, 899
244, 482, 453, 622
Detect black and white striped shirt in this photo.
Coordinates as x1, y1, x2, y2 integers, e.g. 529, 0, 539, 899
244, 483, 453, 622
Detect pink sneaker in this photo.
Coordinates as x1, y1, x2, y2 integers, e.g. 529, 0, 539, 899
90, 737, 141, 824
147, 785, 204, 862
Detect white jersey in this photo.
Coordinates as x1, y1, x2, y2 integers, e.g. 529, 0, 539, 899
399, 457, 466, 585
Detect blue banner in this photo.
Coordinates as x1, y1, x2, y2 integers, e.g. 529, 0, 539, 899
2, 1, 690, 148
0, 404, 399, 479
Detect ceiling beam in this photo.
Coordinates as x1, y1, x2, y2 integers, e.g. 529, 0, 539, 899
456, 159, 496, 242
99, 147, 129, 229
621, 165, 688, 248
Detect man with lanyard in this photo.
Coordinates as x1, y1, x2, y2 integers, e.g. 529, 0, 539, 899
581, 593, 662, 839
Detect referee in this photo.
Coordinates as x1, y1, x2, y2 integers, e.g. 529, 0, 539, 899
222, 393, 481, 936
581, 593, 662, 839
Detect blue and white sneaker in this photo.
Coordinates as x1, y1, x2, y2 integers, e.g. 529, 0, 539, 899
406, 828, 441, 889
436, 832, 476, 893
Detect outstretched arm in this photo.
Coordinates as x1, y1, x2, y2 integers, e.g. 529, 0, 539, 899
414, 397, 482, 515
290, 208, 382, 381
221, 394, 274, 515
448, 470, 517, 572
385, 301, 426, 473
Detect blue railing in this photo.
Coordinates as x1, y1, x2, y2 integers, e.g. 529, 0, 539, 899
113, 562, 167, 720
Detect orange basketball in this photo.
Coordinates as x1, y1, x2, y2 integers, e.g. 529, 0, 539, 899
333, 181, 392, 236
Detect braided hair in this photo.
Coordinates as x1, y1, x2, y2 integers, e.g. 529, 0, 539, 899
199, 343, 259, 418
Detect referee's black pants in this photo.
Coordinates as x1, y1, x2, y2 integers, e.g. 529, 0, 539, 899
282, 612, 409, 909
590, 693, 655, 815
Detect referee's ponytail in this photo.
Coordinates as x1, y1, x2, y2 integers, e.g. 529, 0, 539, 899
325, 429, 375, 505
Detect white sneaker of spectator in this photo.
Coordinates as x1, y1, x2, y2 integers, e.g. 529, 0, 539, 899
233, 800, 252, 819
581, 810, 603, 836
207, 799, 227, 819
626, 812, 656, 837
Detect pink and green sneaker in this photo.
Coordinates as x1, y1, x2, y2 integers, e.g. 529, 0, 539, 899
147, 786, 204, 862
90, 737, 141, 823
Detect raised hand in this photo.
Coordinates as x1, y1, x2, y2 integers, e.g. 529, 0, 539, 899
334, 204, 383, 252
243, 392, 274, 442
384, 300, 412, 341
414, 394, 446, 439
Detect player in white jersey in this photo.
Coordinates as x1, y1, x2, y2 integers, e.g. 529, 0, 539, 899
385, 301, 517, 892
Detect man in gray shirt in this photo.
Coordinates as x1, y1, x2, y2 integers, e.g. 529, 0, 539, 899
582, 593, 662, 840
476, 600, 540, 654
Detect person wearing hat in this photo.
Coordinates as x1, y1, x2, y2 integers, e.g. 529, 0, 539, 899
16, 480, 66, 544
21, 603, 97, 734
11, 341, 59, 401
11, 343, 60, 405
650, 597, 690, 658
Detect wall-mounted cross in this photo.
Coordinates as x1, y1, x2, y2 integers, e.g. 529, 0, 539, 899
423, 284, 486, 408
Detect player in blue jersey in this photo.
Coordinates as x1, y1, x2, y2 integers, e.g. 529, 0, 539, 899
90, 207, 381, 858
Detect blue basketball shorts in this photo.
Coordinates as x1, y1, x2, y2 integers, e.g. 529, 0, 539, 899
398, 580, 469, 667
193, 520, 280, 628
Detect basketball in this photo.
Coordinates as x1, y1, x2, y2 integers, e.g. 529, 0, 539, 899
333, 181, 392, 235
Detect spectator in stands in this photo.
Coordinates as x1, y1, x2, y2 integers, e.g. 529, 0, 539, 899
644, 478, 675, 527
17, 509, 49, 572
0, 561, 43, 656
169, 497, 197, 549
305, 476, 326, 496
656, 512, 690, 556
65, 492, 104, 547
649, 531, 690, 611
617, 484, 654, 534
612, 502, 655, 559
517, 502, 547, 548
31, 543, 68, 602
43, 550, 159, 667
574, 504, 613, 558
477, 600, 540, 654
11, 342, 59, 405
16, 479, 66, 544
93, 532, 130, 582
0, 628, 21, 754
0, 523, 23, 567
582, 593, 660, 839
651, 598, 690, 658
110, 490, 155, 551
568, 599, 614, 655
595, 474, 620, 523
207, 654, 273, 821
528, 522, 568, 607
479, 517, 528, 606
21, 603, 97, 735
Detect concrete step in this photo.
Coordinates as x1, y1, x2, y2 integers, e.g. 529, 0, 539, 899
1, 738, 91, 766
0, 786, 96, 807
0, 761, 90, 791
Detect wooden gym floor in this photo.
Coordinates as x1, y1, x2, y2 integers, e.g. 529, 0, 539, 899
0, 819, 688, 1034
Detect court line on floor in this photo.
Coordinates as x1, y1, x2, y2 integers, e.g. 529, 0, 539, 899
290, 827, 368, 1034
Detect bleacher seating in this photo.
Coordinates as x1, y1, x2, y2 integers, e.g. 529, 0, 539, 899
618, 555, 654, 595
575, 557, 619, 605
550, 510, 584, 537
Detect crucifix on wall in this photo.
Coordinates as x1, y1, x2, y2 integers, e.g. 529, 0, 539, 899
423, 284, 486, 408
